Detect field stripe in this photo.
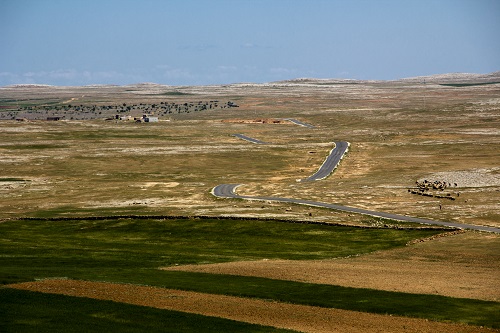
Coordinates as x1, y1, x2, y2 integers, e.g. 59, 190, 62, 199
9, 280, 493, 333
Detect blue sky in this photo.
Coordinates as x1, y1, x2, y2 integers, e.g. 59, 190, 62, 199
1, 0, 499, 86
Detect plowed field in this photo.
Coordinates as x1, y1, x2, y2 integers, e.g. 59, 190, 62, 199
9, 279, 498, 333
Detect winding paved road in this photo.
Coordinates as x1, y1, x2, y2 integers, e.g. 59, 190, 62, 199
285, 118, 316, 128
233, 134, 268, 144
212, 184, 500, 232
218, 123, 500, 233
302, 141, 349, 181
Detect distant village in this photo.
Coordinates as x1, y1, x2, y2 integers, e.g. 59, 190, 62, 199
1, 100, 239, 121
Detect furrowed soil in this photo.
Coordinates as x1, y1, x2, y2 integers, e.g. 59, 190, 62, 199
9, 279, 498, 333
166, 231, 500, 302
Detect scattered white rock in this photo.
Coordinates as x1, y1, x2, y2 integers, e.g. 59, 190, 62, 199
418, 168, 500, 188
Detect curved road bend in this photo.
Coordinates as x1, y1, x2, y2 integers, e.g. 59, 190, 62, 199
233, 134, 268, 145
212, 184, 500, 233
285, 118, 316, 129
303, 141, 349, 181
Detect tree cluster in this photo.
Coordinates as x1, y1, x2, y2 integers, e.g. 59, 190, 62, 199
1, 100, 239, 120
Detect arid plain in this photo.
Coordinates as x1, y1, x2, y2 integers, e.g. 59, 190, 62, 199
1, 73, 499, 332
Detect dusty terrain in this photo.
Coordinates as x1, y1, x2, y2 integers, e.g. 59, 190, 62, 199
1, 73, 500, 331
221, 118, 289, 124
1, 78, 499, 228
9, 279, 498, 333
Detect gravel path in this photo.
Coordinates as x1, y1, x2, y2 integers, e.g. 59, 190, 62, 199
9, 280, 497, 333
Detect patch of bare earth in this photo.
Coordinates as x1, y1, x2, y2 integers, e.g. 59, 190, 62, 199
221, 118, 289, 124
166, 232, 500, 302
9, 279, 497, 333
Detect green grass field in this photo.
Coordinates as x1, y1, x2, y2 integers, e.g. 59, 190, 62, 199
1, 217, 499, 329
0, 217, 442, 283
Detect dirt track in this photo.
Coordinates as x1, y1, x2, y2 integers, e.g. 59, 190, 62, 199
9, 279, 497, 333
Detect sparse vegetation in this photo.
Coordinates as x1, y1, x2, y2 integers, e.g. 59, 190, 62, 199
0, 78, 499, 331
0, 97, 238, 120
0, 177, 28, 182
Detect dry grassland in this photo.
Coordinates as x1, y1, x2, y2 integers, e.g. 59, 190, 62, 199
1, 80, 499, 331
1, 82, 499, 228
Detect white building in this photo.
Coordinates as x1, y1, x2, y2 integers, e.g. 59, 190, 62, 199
144, 116, 158, 122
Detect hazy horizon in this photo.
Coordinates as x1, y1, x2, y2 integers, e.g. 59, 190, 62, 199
1, 0, 499, 86
2, 70, 500, 88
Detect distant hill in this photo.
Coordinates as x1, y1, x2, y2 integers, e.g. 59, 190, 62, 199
397, 71, 500, 84
270, 78, 368, 85
3, 71, 499, 89
272, 71, 500, 85
5, 84, 54, 88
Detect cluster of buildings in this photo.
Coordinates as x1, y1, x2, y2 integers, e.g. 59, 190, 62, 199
114, 114, 158, 123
